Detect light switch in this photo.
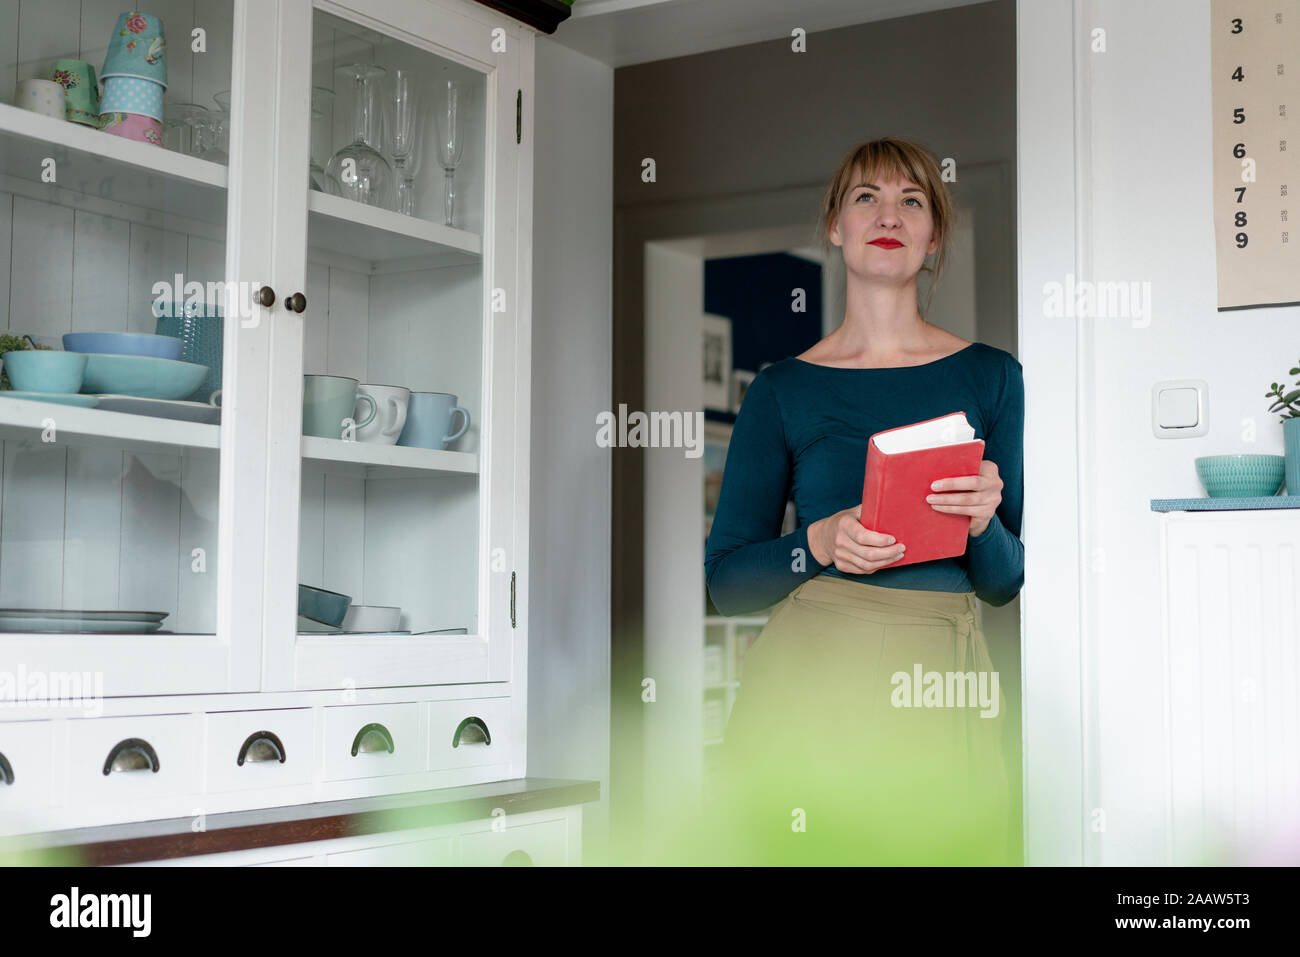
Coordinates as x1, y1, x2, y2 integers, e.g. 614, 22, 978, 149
1151, 379, 1208, 438
1158, 388, 1199, 427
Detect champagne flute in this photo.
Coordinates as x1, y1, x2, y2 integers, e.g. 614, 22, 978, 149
384, 69, 421, 215
309, 86, 335, 192
434, 77, 465, 226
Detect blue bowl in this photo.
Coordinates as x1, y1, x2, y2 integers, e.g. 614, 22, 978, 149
79, 354, 208, 400
2, 350, 87, 393
63, 332, 183, 361
298, 584, 352, 627
1195, 454, 1286, 497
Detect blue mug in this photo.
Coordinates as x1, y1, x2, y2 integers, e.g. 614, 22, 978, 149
397, 392, 470, 450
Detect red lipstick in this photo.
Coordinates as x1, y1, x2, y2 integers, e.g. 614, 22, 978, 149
869, 238, 903, 249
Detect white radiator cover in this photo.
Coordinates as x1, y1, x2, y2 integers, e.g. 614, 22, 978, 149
1161, 510, 1300, 865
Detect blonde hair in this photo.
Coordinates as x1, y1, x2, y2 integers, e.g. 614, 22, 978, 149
816, 136, 954, 316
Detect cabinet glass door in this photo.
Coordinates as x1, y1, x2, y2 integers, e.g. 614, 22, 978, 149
0, 0, 271, 697
262, 0, 518, 690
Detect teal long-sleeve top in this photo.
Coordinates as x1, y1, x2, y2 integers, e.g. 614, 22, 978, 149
704, 342, 1024, 616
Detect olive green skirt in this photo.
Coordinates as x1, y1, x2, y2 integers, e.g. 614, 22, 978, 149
712, 574, 1011, 866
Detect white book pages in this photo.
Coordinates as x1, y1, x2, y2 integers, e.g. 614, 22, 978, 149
872, 412, 974, 454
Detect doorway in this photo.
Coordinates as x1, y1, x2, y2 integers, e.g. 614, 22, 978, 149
612, 171, 1021, 862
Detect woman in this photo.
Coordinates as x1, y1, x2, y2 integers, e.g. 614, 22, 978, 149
704, 137, 1024, 866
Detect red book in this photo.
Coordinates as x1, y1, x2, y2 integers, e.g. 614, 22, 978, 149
859, 411, 985, 568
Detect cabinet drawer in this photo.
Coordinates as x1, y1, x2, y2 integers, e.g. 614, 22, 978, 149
0, 720, 54, 827
427, 696, 511, 771
205, 709, 315, 793
459, 818, 569, 866
326, 838, 452, 866
322, 703, 420, 781
67, 714, 198, 802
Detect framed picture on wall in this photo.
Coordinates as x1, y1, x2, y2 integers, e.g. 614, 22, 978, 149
703, 419, 733, 536
730, 369, 755, 413
702, 313, 732, 412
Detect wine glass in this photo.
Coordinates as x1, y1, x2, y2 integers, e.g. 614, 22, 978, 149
206, 89, 231, 164
383, 69, 421, 216
324, 64, 394, 209
433, 77, 466, 226
163, 103, 211, 156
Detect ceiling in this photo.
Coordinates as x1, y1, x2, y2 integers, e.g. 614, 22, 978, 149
557, 0, 989, 68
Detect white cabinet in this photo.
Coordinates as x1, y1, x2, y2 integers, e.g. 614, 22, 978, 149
0, 0, 537, 838
126, 806, 581, 866
1159, 509, 1300, 865
258, 0, 525, 691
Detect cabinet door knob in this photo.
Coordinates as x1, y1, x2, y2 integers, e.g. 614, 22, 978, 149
286, 292, 307, 313
103, 737, 160, 774
237, 730, 287, 765
255, 285, 276, 308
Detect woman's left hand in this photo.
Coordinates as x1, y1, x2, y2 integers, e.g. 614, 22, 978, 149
925, 459, 1002, 537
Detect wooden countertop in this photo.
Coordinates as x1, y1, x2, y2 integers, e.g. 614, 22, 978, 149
2, 777, 600, 865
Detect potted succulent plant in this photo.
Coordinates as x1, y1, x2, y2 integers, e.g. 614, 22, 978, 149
0, 334, 50, 390
1266, 358, 1300, 495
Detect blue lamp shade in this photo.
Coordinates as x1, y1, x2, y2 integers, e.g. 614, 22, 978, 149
100, 11, 167, 89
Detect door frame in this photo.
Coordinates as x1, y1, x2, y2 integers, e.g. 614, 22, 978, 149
612, 145, 1053, 860
1016, 0, 1090, 866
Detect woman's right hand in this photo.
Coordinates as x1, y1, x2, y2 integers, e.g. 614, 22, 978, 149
808, 504, 905, 573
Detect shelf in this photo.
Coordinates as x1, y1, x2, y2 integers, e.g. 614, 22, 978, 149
307, 191, 482, 265
0, 396, 219, 455
0, 102, 227, 224
1150, 495, 1299, 511
301, 435, 478, 478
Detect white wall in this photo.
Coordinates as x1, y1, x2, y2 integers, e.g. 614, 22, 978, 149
1024, 0, 1299, 865
527, 36, 614, 857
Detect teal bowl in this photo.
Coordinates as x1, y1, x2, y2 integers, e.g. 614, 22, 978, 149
298, 584, 352, 627
1195, 454, 1286, 497
2, 350, 87, 393
79, 353, 208, 400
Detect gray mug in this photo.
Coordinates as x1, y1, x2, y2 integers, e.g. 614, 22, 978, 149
303, 374, 375, 439
397, 392, 470, 450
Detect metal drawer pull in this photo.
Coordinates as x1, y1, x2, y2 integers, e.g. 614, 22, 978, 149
350, 723, 395, 756
237, 730, 287, 765
0, 752, 13, 786
452, 716, 491, 748
103, 738, 160, 775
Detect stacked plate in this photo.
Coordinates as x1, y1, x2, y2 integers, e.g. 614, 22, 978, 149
0, 608, 168, 633
297, 615, 411, 636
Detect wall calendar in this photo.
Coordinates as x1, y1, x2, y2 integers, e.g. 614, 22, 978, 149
1211, 0, 1300, 309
